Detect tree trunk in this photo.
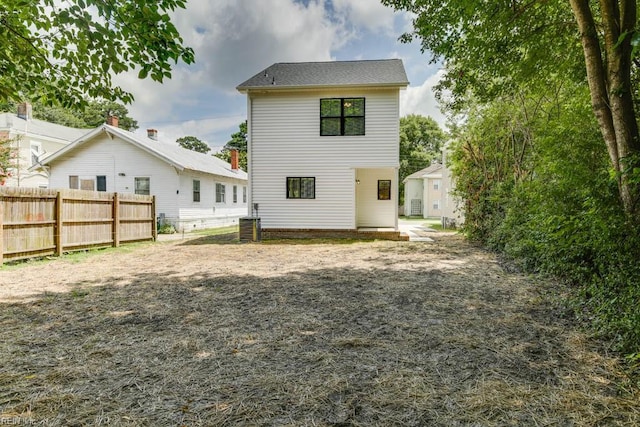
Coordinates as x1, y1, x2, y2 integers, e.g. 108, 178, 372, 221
570, 0, 640, 216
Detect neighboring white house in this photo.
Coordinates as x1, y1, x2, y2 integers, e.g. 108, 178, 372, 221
403, 155, 463, 225
236, 59, 409, 236
0, 102, 88, 188
35, 120, 248, 231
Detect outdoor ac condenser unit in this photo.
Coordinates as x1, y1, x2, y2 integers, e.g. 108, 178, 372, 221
239, 217, 261, 242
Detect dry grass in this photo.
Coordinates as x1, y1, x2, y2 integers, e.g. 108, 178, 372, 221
0, 232, 638, 426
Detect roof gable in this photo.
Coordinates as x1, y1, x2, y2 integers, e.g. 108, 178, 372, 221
237, 59, 409, 91
404, 164, 443, 182
39, 125, 247, 181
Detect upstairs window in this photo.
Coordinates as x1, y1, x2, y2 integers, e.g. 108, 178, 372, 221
287, 177, 315, 199
320, 98, 365, 136
30, 143, 41, 166
233, 185, 238, 203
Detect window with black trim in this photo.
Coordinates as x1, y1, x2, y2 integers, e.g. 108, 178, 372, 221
287, 177, 315, 199
320, 98, 365, 136
97, 175, 106, 192
378, 180, 391, 200
233, 185, 238, 203
193, 180, 200, 202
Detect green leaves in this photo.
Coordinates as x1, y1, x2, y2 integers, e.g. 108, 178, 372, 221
384, 0, 579, 106
399, 114, 446, 204
0, 0, 194, 107
215, 121, 248, 170
176, 136, 211, 154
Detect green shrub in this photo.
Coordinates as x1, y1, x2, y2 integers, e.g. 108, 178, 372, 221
158, 223, 176, 234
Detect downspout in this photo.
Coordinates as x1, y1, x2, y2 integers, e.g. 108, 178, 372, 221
394, 167, 399, 230
247, 94, 253, 217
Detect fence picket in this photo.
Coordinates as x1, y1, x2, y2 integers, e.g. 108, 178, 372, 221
0, 188, 156, 264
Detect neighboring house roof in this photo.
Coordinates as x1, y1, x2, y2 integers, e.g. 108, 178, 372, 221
237, 59, 409, 91
404, 164, 443, 182
38, 124, 248, 181
0, 112, 89, 142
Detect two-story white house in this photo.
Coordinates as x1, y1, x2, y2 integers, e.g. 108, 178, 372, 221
403, 148, 464, 226
36, 119, 248, 232
0, 102, 88, 187
237, 59, 409, 239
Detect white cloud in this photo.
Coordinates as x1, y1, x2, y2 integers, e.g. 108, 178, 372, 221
331, 0, 396, 35
133, 114, 245, 151
173, 0, 344, 91
400, 70, 447, 129
111, 0, 444, 145
116, 0, 348, 127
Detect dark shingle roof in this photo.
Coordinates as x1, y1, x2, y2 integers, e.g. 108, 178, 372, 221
237, 59, 409, 91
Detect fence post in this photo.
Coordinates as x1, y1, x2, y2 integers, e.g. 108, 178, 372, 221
0, 197, 4, 265
56, 191, 63, 257
113, 192, 120, 247
152, 195, 157, 241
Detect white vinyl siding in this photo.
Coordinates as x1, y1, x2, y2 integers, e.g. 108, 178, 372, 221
356, 168, 396, 227
48, 134, 179, 220
135, 177, 150, 195
403, 178, 425, 218
249, 89, 400, 229
177, 172, 246, 229
47, 132, 248, 232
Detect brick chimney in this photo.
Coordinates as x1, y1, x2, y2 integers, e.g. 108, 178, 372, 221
17, 102, 32, 120
147, 129, 158, 141
106, 115, 119, 127
230, 149, 239, 171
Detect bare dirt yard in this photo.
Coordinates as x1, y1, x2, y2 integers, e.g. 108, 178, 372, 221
0, 231, 638, 426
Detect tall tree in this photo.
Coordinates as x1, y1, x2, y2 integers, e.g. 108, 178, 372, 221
176, 136, 211, 154
0, 134, 16, 184
568, 0, 640, 216
216, 121, 247, 170
399, 114, 446, 203
80, 100, 138, 130
0, 0, 194, 107
382, 0, 640, 217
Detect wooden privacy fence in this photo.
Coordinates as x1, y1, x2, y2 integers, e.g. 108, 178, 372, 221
0, 188, 157, 264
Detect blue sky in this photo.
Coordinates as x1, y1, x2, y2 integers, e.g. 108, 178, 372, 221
114, 0, 444, 151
